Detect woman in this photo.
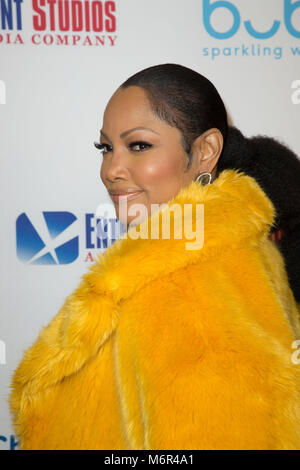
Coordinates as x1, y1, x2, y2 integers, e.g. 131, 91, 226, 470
9, 63, 300, 450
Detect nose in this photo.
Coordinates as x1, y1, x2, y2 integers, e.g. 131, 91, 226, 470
101, 149, 130, 183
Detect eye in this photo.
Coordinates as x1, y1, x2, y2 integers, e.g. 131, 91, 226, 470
93, 140, 152, 156
129, 141, 152, 152
94, 142, 111, 155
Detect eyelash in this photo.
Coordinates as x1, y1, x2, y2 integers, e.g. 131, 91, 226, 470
94, 141, 152, 155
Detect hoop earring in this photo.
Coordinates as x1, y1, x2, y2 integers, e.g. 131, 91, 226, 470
195, 172, 212, 186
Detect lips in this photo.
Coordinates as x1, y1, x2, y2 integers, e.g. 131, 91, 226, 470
109, 190, 144, 203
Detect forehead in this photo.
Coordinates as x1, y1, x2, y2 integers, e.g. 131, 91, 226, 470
103, 86, 155, 125
100, 86, 182, 145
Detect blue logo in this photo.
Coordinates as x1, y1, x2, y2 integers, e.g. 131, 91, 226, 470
0, 434, 19, 450
203, 0, 300, 39
16, 212, 79, 265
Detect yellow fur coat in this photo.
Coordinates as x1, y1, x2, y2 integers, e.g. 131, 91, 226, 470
9, 169, 300, 450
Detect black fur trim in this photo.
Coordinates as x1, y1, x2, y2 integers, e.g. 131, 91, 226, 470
216, 126, 300, 302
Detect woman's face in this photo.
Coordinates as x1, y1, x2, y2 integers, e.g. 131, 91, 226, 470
99, 86, 204, 228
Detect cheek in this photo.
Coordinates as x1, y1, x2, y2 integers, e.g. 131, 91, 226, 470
127, 153, 187, 208
133, 153, 183, 188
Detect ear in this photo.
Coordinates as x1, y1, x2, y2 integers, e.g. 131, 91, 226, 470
192, 128, 224, 176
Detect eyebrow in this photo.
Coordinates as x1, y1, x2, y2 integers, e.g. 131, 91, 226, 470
100, 126, 160, 141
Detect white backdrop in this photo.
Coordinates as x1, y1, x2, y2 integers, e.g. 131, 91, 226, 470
0, 0, 299, 450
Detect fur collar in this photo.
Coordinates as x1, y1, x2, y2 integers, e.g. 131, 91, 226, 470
13, 169, 275, 397
86, 168, 275, 303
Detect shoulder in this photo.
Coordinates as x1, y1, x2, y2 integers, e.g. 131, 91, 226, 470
128, 238, 299, 356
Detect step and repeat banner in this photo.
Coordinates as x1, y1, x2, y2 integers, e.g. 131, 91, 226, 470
0, 0, 299, 450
